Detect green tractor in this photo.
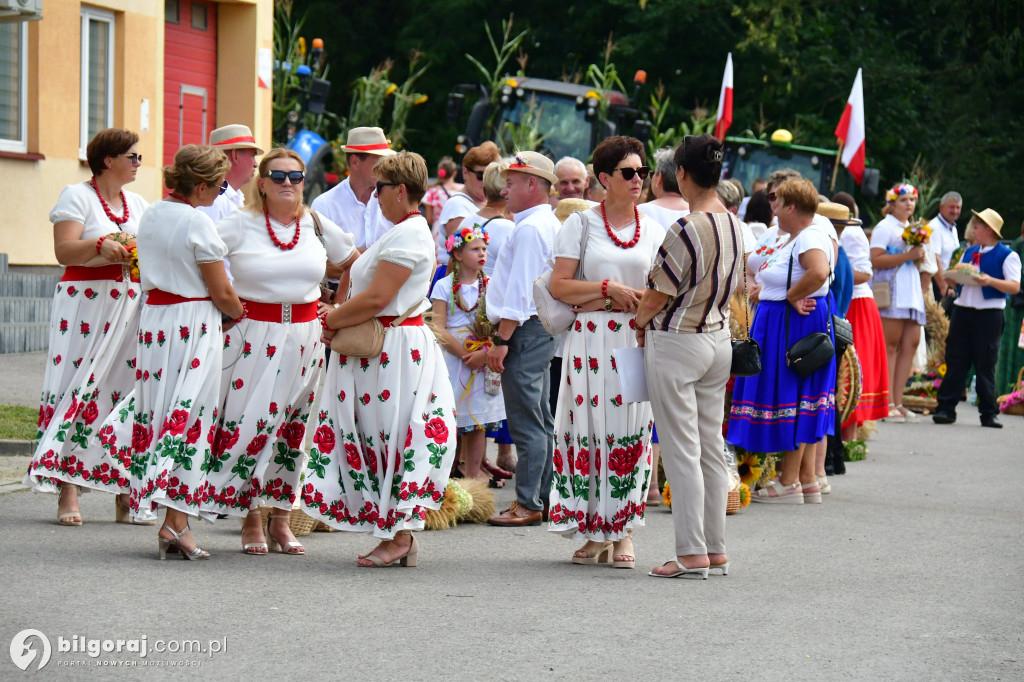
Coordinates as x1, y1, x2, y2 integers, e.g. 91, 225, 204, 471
723, 130, 879, 198
446, 74, 652, 163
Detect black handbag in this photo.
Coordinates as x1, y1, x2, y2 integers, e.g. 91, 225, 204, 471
731, 238, 762, 377
784, 249, 835, 378
832, 313, 854, 354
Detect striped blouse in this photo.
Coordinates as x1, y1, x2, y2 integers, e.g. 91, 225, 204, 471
647, 211, 744, 334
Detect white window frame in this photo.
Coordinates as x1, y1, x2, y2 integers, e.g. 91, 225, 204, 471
0, 21, 28, 154
79, 6, 115, 159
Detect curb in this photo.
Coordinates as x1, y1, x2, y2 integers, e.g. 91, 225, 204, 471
0, 439, 33, 456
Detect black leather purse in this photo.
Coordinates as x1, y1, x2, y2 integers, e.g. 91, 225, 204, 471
731, 242, 762, 377
784, 250, 835, 378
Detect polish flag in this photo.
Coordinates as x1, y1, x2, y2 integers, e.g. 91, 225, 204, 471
714, 53, 733, 141
834, 68, 866, 184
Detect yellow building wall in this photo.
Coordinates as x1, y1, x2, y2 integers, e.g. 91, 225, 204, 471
0, 0, 271, 266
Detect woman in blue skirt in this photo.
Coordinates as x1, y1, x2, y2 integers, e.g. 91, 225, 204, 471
728, 178, 836, 504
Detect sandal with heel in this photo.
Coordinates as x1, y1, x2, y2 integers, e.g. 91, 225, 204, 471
649, 559, 709, 579
241, 512, 268, 556
612, 534, 635, 569
571, 541, 613, 565
157, 524, 210, 561
267, 514, 305, 555
57, 486, 82, 526
358, 533, 418, 567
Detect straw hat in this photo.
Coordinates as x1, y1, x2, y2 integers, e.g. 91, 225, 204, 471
555, 198, 593, 223
209, 124, 263, 155
971, 208, 1004, 238
816, 201, 861, 226
501, 151, 559, 185
342, 126, 396, 156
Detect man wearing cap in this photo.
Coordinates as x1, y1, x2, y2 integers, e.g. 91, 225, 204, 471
928, 191, 963, 296
486, 151, 561, 526
198, 124, 262, 223
310, 126, 395, 251
934, 208, 1021, 428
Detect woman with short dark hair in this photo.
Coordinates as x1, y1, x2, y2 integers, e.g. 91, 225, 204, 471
728, 178, 837, 505
27, 128, 150, 526
636, 134, 744, 578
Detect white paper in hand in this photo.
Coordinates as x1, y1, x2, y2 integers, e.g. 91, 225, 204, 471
613, 347, 649, 403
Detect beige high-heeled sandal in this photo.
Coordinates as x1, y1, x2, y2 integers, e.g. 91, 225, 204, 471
571, 541, 613, 565
241, 511, 268, 556
612, 533, 635, 569
57, 486, 82, 526
267, 514, 305, 555
358, 533, 417, 567
157, 525, 210, 561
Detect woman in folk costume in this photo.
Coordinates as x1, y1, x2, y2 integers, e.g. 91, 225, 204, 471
307, 151, 457, 568
546, 136, 661, 569
212, 148, 357, 556
101, 145, 243, 559
27, 128, 149, 526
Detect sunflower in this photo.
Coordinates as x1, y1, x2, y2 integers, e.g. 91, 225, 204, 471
736, 451, 763, 486
739, 483, 751, 507
662, 481, 671, 508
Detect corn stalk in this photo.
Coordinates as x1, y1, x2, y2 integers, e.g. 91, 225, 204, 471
464, 14, 529, 104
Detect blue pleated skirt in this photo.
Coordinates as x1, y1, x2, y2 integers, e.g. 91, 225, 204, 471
727, 298, 836, 452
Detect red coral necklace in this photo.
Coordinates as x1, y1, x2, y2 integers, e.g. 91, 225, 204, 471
168, 193, 194, 208
264, 208, 301, 251
91, 176, 129, 227
453, 272, 487, 312
601, 201, 641, 249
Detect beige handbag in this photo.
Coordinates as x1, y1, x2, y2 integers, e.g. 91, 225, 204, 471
872, 281, 891, 309
330, 303, 422, 358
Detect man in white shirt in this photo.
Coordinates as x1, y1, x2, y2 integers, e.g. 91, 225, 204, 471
310, 127, 395, 251
928, 191, 962, 295
554, 156, 588, 200
198, 124, 262, 223
486, 151, 561, 526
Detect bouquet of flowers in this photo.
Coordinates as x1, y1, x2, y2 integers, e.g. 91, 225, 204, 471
106, 232, 139, 281
902, 218, 932, 247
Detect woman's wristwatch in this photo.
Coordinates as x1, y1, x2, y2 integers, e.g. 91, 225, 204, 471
604, 297, 614, 312
491, 334, 508, 347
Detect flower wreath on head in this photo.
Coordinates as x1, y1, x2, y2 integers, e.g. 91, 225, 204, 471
445, 225, 489, 253
886, 183, 919, 203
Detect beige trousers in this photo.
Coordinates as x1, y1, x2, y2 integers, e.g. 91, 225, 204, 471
645, 328, 731, 556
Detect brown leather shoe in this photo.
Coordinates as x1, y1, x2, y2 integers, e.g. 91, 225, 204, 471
487, 501, 543, 527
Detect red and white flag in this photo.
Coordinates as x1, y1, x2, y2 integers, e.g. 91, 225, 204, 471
714, 53, 733, 141
834, 68, 866, 184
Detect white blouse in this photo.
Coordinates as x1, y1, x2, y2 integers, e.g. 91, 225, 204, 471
217, 208, 355, 304
637, 202, 688, 232
839, 224, 873, 299
555, 205, 661, 290
759, 228, 835, 301
430, 273, 481, 331
349, 214, 434, 317
487, 203, 560, 324
49, 182, 150, 260
137, 201, 228, 298
747, 226, 790, 284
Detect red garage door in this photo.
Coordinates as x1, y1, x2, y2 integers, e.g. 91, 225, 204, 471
163, 0, 217, 170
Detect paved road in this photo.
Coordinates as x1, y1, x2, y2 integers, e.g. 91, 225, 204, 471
0, 351, 1021, 680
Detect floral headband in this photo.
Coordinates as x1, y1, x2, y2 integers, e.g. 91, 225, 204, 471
445, 225, 489, 252
886, 183, 918, 203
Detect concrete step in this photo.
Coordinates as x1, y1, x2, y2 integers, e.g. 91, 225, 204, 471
0, 273, 61, 298
0, 323, 49, 354
0, 298, 52, 323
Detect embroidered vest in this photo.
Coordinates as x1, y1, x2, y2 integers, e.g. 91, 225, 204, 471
963, 243, 1012, 299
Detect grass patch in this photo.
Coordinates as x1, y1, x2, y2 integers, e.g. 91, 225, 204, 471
0, 404, 37, 440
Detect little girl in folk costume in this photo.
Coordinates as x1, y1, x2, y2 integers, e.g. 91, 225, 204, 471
430, 225, 505, 481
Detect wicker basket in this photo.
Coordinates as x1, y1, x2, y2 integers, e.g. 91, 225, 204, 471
257, 506, 317, 537
726, 489, 741, 515
837, 345, 863, 424
998, 368, 1024, 416
902, 394, 938, 414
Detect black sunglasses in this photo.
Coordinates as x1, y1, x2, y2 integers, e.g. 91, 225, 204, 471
119, 153, 142, 164
265, 170, 305, 184
767, 192, 777, 202
613, 166, 650, 181
375, 181, 398, 194
465, 168, 485, 181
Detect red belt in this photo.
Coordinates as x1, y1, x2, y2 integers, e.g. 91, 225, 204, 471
62, 264, 139, 283
242, 299, 318, 323
145, 289, 210, 305
378, 314, 424, 327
